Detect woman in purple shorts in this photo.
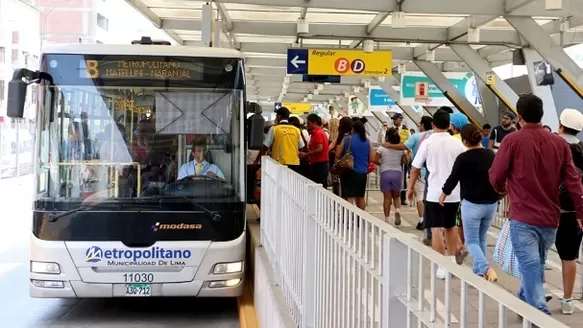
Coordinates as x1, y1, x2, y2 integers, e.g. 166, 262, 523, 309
373, 128, 408, 225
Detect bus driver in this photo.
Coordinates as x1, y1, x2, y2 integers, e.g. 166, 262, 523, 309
177, 139, 225, 180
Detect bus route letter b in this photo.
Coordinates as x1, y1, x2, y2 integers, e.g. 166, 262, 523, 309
334, 58, 350, 74
85, 60, 99, 78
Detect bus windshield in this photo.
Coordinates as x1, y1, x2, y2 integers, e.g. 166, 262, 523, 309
35, 54, 244, 207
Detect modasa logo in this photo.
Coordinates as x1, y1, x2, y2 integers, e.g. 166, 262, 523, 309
151, 222, 202, 232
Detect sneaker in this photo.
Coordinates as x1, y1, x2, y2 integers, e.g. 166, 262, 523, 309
455, 248, 469, 265
422, 237, 431, 246
436, 266, 447, 280
416, 221, 425, 230
394, 212, 401, 226
484, 268, 498, 282
544, 286, 553, 302
561, 298, 575, 315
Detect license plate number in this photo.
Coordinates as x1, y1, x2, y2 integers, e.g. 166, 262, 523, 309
125, 284, 151, 297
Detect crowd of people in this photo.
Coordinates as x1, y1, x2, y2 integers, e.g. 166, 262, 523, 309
253, 96, 583, 318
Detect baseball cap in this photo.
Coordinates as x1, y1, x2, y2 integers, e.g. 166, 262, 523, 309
560, 108, 583, 131
391, 113, 404, 120
275, 107, 291, 118
450, 112, 469, 130
503, 112, 516, 120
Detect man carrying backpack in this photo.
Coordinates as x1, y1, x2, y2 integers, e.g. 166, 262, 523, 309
556, 108, 583, 315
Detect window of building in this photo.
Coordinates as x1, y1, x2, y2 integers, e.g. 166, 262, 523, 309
0, 47, 5, 64
97, 13, 109, 31
12, 49, 19, 63
12, 31, 19, 44
0, 81, 5, 101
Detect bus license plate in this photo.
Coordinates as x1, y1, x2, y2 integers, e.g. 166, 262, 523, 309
125, 284, 151, 297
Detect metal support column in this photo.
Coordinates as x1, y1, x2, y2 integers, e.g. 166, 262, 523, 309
450, 44, 518, 114
505, 16, 583, 98
476, 77, 501, 127
201, 3, 213, 47
373, 77, 421, 124
413, 60, 487, 127
522, 48, 560, 128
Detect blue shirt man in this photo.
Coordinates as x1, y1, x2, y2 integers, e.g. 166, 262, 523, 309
177, 140, 225, 180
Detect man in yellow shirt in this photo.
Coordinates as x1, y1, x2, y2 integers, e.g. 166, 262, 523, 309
253, 107, 305, 173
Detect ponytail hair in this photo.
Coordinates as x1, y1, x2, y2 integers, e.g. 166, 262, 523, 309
460, 124, 482, 146
352, 120, 367, 141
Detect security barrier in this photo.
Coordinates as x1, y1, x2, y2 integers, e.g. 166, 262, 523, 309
256, 156, 568, 328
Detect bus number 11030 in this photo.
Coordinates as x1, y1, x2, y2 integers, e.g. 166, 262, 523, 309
123, 273, 154, 283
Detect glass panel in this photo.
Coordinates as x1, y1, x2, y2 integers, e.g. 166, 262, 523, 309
35, 54, 244, 209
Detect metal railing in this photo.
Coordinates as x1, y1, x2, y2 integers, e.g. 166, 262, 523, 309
256, 156, 568, 328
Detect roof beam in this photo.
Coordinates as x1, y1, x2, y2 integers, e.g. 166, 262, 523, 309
168, 20, 523, 45
216, 0, 583, 17
349, 12, 390, 48
504, 0, 537, 13
124, 0, 183, 45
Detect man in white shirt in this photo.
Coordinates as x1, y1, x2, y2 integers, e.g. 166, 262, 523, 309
376, 121, 388, 145
177, 139, 225, 180
407, 109, 466, 279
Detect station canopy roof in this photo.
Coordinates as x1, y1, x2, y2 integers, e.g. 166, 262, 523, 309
128, 0, 583, 106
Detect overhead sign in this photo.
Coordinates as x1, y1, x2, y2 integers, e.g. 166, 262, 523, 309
286, 48, 392, 76
287, 49, 308, 75
277, 102, 312, 115
400, 72, 482, 110
485, 71, 496, 86
368, 88, 397, 107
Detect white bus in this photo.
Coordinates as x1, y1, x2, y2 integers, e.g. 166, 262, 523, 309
7, 37, 264, 298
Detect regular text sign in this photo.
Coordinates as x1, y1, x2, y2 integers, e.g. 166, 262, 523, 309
300, 49, 392, 76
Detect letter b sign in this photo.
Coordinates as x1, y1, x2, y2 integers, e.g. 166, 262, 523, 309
334, 58, 365, 74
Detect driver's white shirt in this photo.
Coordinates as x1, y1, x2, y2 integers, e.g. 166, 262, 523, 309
177, 160, 225, 180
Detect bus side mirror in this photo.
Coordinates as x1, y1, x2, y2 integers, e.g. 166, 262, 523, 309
7, 78, 27, 118
248, 113, 265, 150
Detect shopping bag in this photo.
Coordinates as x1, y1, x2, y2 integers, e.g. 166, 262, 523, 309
493, 220, 522, 279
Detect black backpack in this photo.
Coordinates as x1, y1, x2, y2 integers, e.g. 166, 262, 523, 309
559, 141, 583, 212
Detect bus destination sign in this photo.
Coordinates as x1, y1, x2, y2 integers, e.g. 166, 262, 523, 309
81, 59, 194, 80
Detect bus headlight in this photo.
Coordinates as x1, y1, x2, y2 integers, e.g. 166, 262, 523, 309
208, 279, 241, 288
31, 261, 61, 274
213, 261, 243, 274
31, 280, 64, 288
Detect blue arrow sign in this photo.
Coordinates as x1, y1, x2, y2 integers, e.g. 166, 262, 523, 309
287, 49, 309, 75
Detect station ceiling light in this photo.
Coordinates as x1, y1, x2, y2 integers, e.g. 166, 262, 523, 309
297, 18, 309, 34
545, 0, 562, 10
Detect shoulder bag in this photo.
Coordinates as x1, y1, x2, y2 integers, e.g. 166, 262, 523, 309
330, 136, 354, 175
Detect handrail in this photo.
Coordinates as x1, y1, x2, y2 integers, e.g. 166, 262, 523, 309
256, 156, 569, 328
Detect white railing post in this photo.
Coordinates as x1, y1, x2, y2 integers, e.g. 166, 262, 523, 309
301, 184, 318, 328
381, 235, 418, 328
273, 161, 283, 287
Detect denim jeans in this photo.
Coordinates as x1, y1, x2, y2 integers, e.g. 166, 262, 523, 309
461, 200, 497, 275
510, 219, 557, 315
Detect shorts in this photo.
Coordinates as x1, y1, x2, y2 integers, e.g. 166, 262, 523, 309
555, 212, 583, 261
413, 178, 425, 201
380, 170, 402, 192
340, 172, 367, 198
425, 201, 460, 229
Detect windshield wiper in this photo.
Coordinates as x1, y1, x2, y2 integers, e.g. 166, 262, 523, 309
47, 202, 104, 222
152, 196, 221, 222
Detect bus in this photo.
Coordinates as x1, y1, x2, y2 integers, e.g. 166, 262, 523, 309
7, 37, 264, 298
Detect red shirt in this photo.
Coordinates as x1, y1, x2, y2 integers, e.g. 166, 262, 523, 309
308, 127, 329, 164
489, 124, 583, 228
